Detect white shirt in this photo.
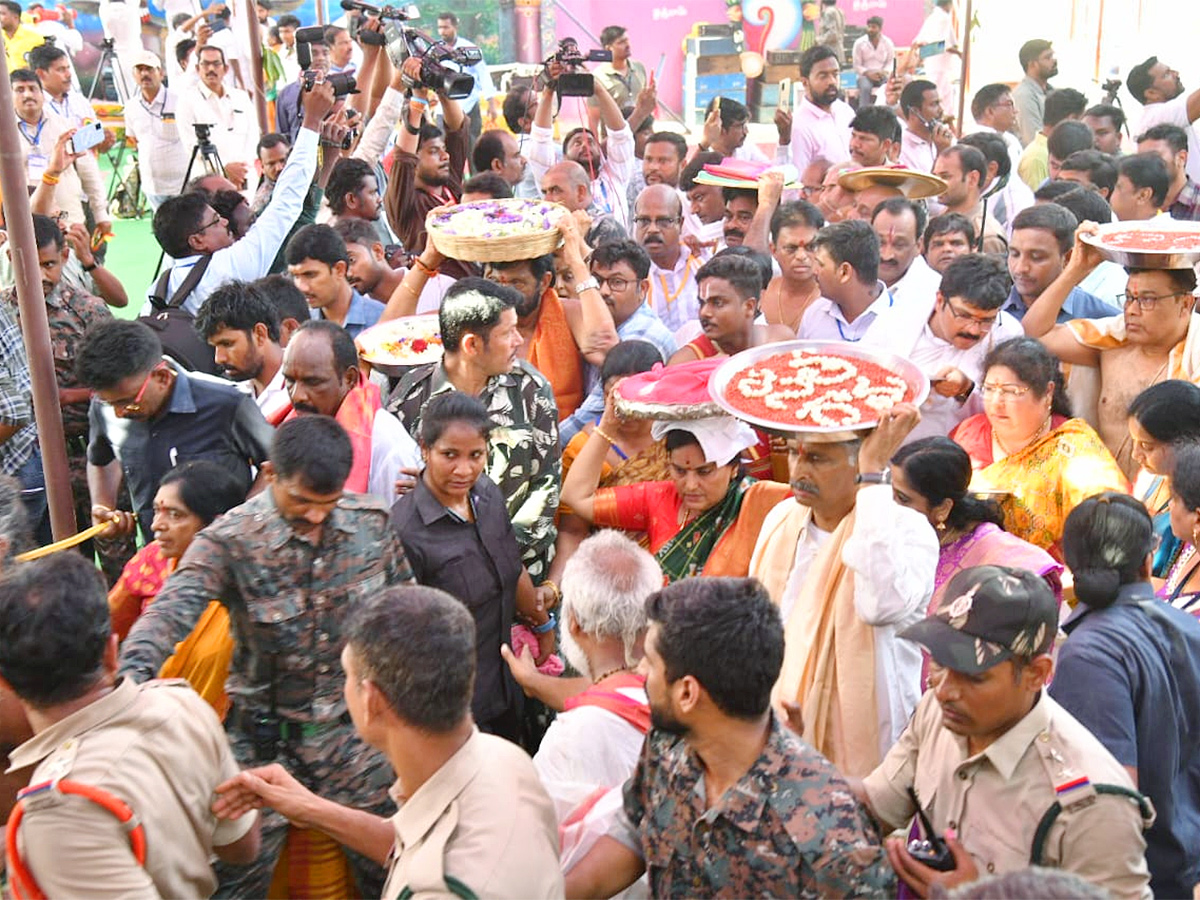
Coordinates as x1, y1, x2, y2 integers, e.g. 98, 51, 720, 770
1138, 93, 1200, 184
887, 254, 942, 311
681, 214, 724, 261
733, 142, 771, 164
528, 122, 635, 230
645, 251, 700, 335
122, 85, 188, 198
240, 366, 290, 424
369, 407, 421, 505
852, 34, 895, 76
18, 111, 110, 227
206, 27, 242, 91
278, 42, 301, 84
798, 283, 893, 342
44, 90, 96, 127
899, 126, 938, 174
534, 701, 647, 823
175, 81, 260, 176
757, 485, 935, 755
1079, 260, 1128, 307
777, 95, 855, 173
141, 127, 319, 316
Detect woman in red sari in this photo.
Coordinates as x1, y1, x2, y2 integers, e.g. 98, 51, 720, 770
561, 390, 790, 582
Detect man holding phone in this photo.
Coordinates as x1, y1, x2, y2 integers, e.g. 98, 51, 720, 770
848, 566, 1154, 899
10, 68, 112, 236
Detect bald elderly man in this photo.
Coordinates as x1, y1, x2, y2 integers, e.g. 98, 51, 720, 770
540, 160, 628, 248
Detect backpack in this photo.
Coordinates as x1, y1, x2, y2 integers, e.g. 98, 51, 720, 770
140, 257, 221, 375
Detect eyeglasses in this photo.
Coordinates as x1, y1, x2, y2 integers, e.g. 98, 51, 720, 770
101, 365, 161, 414
632, 216, 679, 230
944, 298, 998, 330
980, 382, 1032, 400
593, 274, 633, 291
1120, 291, 1189, 311
192, 215, 224, 239
799, 184, 825, 199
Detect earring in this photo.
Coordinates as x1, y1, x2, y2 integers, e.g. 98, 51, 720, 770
936, 520, 947, 532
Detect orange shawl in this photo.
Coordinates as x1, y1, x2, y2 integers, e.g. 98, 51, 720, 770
750, 501, 882, 777
528, 288, 584, 421
285, 374, 380, 494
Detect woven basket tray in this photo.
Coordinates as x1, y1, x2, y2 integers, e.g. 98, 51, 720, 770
426, 199, 567, 262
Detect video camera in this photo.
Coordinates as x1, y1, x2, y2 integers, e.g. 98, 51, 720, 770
295, 25, 357, 97
339, 0, 480, 100
544, 38, 611, 97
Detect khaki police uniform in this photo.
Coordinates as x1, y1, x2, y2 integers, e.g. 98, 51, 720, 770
863, 690, 1154, 900
382, 730, 562, 900
7, 678, 256, 899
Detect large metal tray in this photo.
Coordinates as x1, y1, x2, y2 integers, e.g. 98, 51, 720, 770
708, 340, 930, 434
1079, 219, 1200, 269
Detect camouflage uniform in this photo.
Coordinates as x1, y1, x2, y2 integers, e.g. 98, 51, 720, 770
117, 490, 415, 898
387, 360, 561, 582
2, 285, 133, 578
612, 718, 896, 897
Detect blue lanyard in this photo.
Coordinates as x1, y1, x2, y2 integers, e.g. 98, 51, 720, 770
18, 118, 45, 147
835, 290, 892, 341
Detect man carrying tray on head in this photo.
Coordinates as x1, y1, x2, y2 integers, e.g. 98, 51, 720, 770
1021, 222, 1200, 479
749, 399, 938, 778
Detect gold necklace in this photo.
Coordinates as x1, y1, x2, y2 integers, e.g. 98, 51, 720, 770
772, 281, 817, 332
994, 415, 1051, 459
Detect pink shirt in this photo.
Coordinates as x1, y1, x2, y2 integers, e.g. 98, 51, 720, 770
777, 95, 855, 173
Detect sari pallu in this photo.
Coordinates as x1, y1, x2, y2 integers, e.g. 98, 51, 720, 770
951, 415, 1130, 561
592, 475, 791, 581
1136, 471, 1181, 579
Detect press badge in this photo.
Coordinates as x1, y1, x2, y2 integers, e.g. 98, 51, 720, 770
27, 152, 47, 183
161, 111, 177, 141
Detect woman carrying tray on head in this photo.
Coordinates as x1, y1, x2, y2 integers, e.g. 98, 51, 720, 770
560, 387, 790, 582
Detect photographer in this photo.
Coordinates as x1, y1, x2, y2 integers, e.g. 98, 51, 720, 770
382, 55, 473, 280
144, 77, 336, 316
175, 44, 260, 191
274, 31, 330, 143
527, 52, 636, 231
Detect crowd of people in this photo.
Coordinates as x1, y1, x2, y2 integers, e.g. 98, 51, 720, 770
1, 1, 1200, 897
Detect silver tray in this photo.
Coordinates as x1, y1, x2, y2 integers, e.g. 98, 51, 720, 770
708, 340, 930, 434
1079, 220, 1200, 269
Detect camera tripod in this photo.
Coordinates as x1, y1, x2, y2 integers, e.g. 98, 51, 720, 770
151, 129, 225, 279
1101, 80, 1131, 139
88, 38, 133, 104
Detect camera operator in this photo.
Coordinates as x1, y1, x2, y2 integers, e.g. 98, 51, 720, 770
381, 56, 473, 280
435, 12, 494, 145
527, 54, 636, 231
144, 78, 336, 317
122, 51, 187, 211
175, 44, 261, 192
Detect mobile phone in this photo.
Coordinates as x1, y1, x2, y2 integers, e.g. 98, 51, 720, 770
779, 78, 792, 114
71, 121, 105, 154
892, 58, 898, 78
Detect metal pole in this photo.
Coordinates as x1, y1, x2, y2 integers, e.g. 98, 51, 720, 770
316, 0, 326, 26
244, 0, 268, 135
956, 0, 973, 136
0, 40, 77, 541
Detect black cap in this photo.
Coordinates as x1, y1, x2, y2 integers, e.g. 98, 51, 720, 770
1019, 39, 1053, 72
900, 565, 1057, 675
1126, 57, 1159, 105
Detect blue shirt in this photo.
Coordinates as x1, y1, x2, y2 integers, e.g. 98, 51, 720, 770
559, 303, 679, 444
1001, 285, 1121, 323
312, 288, 385, 339
1050, 581, 1200, 898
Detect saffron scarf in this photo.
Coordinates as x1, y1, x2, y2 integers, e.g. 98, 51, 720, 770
750, 501, 882, 777
285, 374, 380, 494
528, 287, 584, 422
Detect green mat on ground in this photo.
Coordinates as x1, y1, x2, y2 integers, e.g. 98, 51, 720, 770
97, 151, 160, 322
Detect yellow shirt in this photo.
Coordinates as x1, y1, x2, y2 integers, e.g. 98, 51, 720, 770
5, 24, 45, 73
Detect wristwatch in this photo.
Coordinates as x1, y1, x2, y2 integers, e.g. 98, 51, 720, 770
575, 276, 600, 294
855, 468, 891, 485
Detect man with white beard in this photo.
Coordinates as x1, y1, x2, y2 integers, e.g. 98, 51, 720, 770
502, 530, 661, 822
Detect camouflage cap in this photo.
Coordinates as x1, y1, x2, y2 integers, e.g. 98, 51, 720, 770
900, 565, 1057, 675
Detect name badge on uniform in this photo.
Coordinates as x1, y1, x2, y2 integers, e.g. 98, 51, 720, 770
27, 152, 47, 183
161, 112, 178, 141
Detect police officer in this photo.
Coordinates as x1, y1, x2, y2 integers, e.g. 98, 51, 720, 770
1, 553, 260, 897
851, 565, 1154, 899
118, 415, 414, 896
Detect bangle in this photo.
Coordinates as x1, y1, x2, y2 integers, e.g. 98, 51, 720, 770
413, 257, 437, 277
593, 426, 615, 445
531, 612, 557, 635
541, 579, 561, 604
403, 118, 421, 136
82, 262, 98, 272
409, 95, 428, 107
41, 172, 60, 185
575, 276, 600, 294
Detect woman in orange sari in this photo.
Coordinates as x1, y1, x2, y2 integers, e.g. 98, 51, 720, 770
562, 390, 790, 582
950, 337, 1128, 562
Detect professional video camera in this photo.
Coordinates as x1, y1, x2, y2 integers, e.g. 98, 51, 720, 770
339, 0, 480, 100
295, 25, 357, 97
543, 38, 612, 97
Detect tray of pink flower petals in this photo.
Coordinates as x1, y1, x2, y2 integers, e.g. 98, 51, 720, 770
426, 199, 568, 262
